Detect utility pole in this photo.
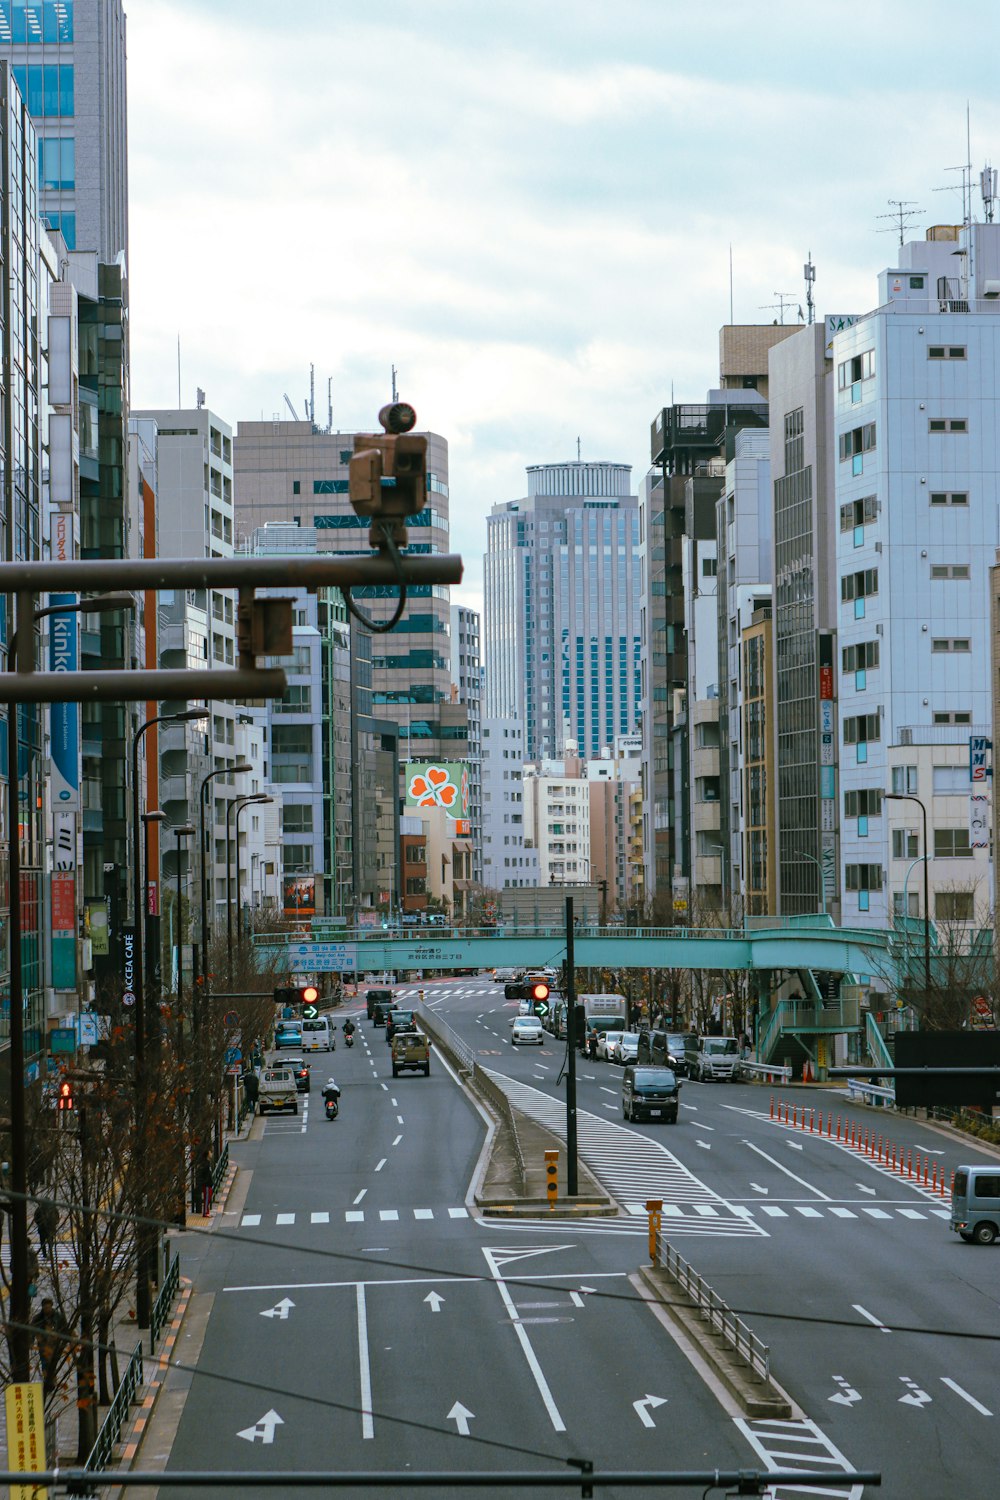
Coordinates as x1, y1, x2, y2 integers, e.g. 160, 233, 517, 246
565, 895, 579, 1195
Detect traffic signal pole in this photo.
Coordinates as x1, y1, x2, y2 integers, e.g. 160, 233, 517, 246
565, 896, 579, 1196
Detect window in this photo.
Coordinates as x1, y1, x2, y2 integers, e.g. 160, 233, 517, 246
845, 864, 883, 891
892, 765, 918, 795
930, 564, 970, 580
928, 418, 968, 433
927, 345, 967, 360
845, 789, 882, 817
934, 827, 972, 858
929, 491, 968, 507
893, 891, 920, 918
931, 638, 971, 653
891, 829, 919, 860
282, 805, 313, 834
840, 495, 878, 531
41, 210, 75, 248
936, 890, 975, 921
38, 136, 74, 190
843, 713, 880, 744
838, 423, 877, 461
6, 2, 75, 43
933, 710, 972, 726
837, 349, 876, 388
841, 569, 878, 603
702, 557, 717, 578
292, 480, 300, 495
933, 765, 967, 794
313, 479, 349, 494
909, 276, 925, 289
12, 61, 73, 115
842, 640, 879, 673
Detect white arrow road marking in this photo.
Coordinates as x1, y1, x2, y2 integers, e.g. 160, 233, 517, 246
237, 1409, 284, 1445
829, 1375, 862, 1406
447, 1401, 475, 1435
749, 1183, 769, 1195
857, 1184, 877, 1195
744, 1141, 831, 1200
696, 1140, 711, 1150
569, 1291, 585, 1308
424, 1290, 445, 1312
260, 1297, 294, 1320
899, 1377, 932, 1407
633, 1394, 667, 1428
787, 1140, 803, 1151
941, 1378, 992, 1416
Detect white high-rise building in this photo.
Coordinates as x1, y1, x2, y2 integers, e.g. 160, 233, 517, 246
834, 223, 1000, 930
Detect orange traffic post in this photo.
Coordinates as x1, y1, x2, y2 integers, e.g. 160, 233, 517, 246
931, 1162, 938, 1192
827, 1113, 832, 1138
646, 1199, 663, 1261
544, 1149, 559, 1212
769, 1095, 774, 1120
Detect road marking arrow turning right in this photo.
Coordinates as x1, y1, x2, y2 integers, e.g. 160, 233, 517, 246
633, 1394, 667, 1428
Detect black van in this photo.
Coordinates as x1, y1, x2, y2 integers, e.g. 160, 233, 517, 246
638, 1030, 695, 1075
622, 1065, 681, 1123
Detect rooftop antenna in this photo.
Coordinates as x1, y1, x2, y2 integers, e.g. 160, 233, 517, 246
309, 362, 315, 426
327, 377, 333, 433
981, 163, 997, 223
391, 365, 398, 403
759, 291, 796, 324
803, 252, 816, 325
876, 199, 923, 246
729, 243, 734, 324
177, 334, 181, 407
283, 394, 300, 421
576, 436, 581, 461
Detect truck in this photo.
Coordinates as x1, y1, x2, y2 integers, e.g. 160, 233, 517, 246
684, 1035, 740, 1081
258, 1066, 298, 1115
391, 1031, 431, 1077
578, 993, 628, 1053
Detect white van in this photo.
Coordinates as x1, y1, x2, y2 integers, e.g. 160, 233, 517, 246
301, 1016, 333, 1052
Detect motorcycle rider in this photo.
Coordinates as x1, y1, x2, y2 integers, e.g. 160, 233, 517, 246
343, 1017, 356, 1039
322, 1077, 341, 1108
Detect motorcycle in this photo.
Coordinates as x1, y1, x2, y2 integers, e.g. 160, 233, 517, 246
323, 1082, 341, 1120
345, 1030, 355, 1048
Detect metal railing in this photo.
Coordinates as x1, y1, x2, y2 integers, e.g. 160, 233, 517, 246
416, 1002, 527, 1186
416, 1001, 475, 1070
84, 1340, 143, 1472
472, 1064, 526, 1184
865, 1011, 895, 1073
848, 1079, 896, 1108
655, 1229, 770, 1383
150, 1254, 180, 1354
211, 1144, 230, 1198
738, 1059, 792, 1084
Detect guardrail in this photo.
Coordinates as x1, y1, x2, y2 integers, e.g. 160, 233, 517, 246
472, 1064, 526, 1184
84, 1339, 143, 1473
865, 1010, 895, 1072
150, 1253, 180, 1354
655, 1229, 770, 1382
848, 1079, 896, 1108
416, 1001, 475, 1070
211, 1143, 230, 1198
739, 1060, 792, 1084
416, 1003, 527, 1186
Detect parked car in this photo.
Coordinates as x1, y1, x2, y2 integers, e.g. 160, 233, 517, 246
511, 1016, 545, 1046
594, 1031, 618, 1061
685, 1035, 740, 1081
612, 1032, 640, 1066
951, 1165, 1000, 1244
282, 1056, 311, 1093
622, 1065, 681, 1124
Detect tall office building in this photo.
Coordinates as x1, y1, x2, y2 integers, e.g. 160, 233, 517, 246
484, 461, 641, 763
450, 604, 482, 883
833, 225, 1000, 929
0, 0, 128, 258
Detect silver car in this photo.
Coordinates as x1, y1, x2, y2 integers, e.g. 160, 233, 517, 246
612, 1031, 640, 1066
511, 1016, 545, 1046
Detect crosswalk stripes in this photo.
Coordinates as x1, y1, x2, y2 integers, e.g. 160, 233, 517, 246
484, 1068, 767, 1237
735, 1416, 864, 1500
238, 1206, 470, 1229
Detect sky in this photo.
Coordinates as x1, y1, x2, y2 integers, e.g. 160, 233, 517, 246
127, 1, 1000, 615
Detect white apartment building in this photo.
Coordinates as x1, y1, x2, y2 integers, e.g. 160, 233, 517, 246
481, 716, 539, 890
451, 604, 482, 883
834, 223, 1000, 929
683, 521, 722, 909
522, 743, 591, 887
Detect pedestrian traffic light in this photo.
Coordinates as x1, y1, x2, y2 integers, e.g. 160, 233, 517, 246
530, 981, 550, 1017
57, 1079, 74, 1112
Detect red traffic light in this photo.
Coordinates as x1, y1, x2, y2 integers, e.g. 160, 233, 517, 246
530, 982, 550, 1002
57, 1080, 74, 1111
301, 985, 320, 1005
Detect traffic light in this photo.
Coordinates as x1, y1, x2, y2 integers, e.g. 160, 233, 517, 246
530, 981, 550, 1018
57, 1079, 74, 1112
301, 985, 320, 1020
545, 1149, 558, 1210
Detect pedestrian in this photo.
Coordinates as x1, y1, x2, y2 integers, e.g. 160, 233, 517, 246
32, 1296, 68, 1394
243, 1070, 259, 1116
34, 1199, 58, 1259
739, 1030, 752, 1061
195, 1149, 214, 1217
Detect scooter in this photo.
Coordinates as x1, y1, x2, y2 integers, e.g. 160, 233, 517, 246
323, 1082, 341, 1119
345, 1030, 355, 1048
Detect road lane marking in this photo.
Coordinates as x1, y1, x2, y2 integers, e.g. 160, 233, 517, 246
794, 1207, 823, 1219
353, 1189, 367, 1204
414, 1208, 433, 1219
448, 1207, 469, 1218
275, 1213, 295, 1225
392, 1134, 403, 1146
599, 1087, 617, 1096
396, 1114, 404, 1124
379, 1210, 399, 1221
241, 1214, 261, 1227
828, 1207, 857, 1219
374, 1158, 387, 1172
391, 1097, 398, 1106
941, 1377, 992, 1415
310, 1212, 329, 1224
356, 1284, 374, 1439
860, 1207, 891, 1220
853, 1303, 891, 1333
346, 1211, 364, 1222
743, 1140, 832, 1200
483, 1248, 566, 1433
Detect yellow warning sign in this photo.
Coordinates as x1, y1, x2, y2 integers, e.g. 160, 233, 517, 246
4, 1381, 47, 1500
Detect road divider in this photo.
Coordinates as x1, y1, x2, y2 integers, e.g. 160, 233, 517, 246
768, 1096, 953, 1198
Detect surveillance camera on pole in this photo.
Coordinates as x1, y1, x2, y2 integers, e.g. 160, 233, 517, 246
349, 402, 428, 547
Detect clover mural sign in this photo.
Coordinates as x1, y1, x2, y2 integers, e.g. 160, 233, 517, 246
405, 762, 469, 819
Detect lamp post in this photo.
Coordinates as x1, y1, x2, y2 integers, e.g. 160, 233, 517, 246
130, 706, 206, 1329
173, 823, 196, 1015
796, 849, 826, 916
199, 761, 252, 987
226, 792, 269, 973
141, 809, 166, 985
884, 792, 931, 1003
233, 795, 272, 967
5, 589, 133, 1381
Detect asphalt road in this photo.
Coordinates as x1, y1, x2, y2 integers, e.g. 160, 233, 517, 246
163, 996, 806, 1500
410, 976, 1000, 1500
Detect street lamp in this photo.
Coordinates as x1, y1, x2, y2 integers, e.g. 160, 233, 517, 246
227, 793, 271, 972
130, 706, 206, 1330
141, 810, 166, 984
5, 589, 134, 1382
234, 795, 272, 965
199, 761, 252, 987
884, 792, 931, 1002
795, 850, 826, 916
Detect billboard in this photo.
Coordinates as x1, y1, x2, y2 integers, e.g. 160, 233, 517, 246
894, 1031, 1000, 1109
284, 875, 316, 917
405, 762, 469, 820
